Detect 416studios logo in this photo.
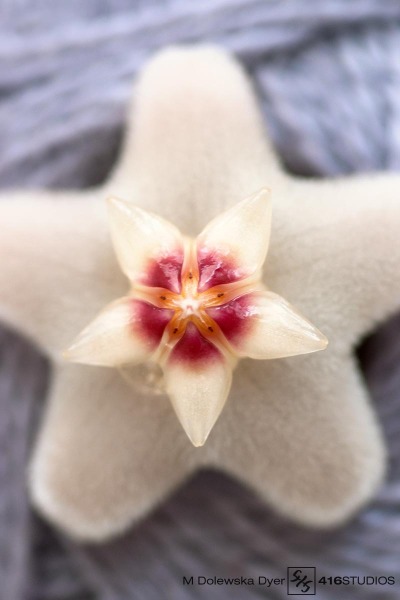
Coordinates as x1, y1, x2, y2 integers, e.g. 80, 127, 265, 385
287, 568, 316, 595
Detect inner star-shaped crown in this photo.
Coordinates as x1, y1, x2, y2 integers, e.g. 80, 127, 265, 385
65, 188, 328, 446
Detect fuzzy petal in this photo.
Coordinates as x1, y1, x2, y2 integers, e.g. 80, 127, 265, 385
0, 192, 125, 355
163, 324, 232, 447
108, 197, 184, 292
215, 353, 384, 527
196, 188, 271, 290
267, 175, 400, 346
65, 297, 172, 366
109, 47, 282, 227
208, 291, 327, 359
30, 364, 198, 541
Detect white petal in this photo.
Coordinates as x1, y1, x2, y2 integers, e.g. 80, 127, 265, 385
30, 364, 200, 542
165, 362, 232, 447
107, 197, 184, 287
0, 191, 124, 355
64, 297, 169, 366
197, 188, 271, 277
213, 291, 328, 359
163, 325, 232, 447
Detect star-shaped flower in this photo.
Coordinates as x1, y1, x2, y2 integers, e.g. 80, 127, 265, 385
0, 46, 398, 541
65, 190, 327, 446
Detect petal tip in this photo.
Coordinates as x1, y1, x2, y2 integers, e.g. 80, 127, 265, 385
250, 186, 271, 207
62, 347, 72, 360
181, 420, 213, 448
305, 328, 329, 354
107, 195, 133, 216
310, 323, 329, 347
257, 186, 271, 198
107, 195, 125, 208
318, 332, 329, 350
192, 439, 207, 448
62, 339, 91, 365
169, 388, 228, 448
237, 187, 271, 216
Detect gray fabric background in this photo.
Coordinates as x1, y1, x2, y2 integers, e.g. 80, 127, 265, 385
1, 1, 400, 598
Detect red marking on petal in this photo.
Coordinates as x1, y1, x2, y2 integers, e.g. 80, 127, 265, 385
140, 252, 184, 293
206, 294, 255, 345
197, 247, 246, 292
132, 300, 173, 347
169, 322, 222, 366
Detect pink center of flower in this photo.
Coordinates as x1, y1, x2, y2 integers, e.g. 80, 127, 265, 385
132, 241, 256, 361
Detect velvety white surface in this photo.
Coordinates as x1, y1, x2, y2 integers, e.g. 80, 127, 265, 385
1, 47, 399, 541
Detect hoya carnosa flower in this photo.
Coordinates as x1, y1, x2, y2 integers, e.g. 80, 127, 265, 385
65, 189, 327, 447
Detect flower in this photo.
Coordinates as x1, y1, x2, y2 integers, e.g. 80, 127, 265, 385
64, 189, 327, 446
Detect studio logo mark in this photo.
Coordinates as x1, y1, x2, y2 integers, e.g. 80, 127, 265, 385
287, 568, 316, 595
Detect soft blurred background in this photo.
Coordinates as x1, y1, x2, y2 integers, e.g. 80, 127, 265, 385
1, 1, 400, 598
